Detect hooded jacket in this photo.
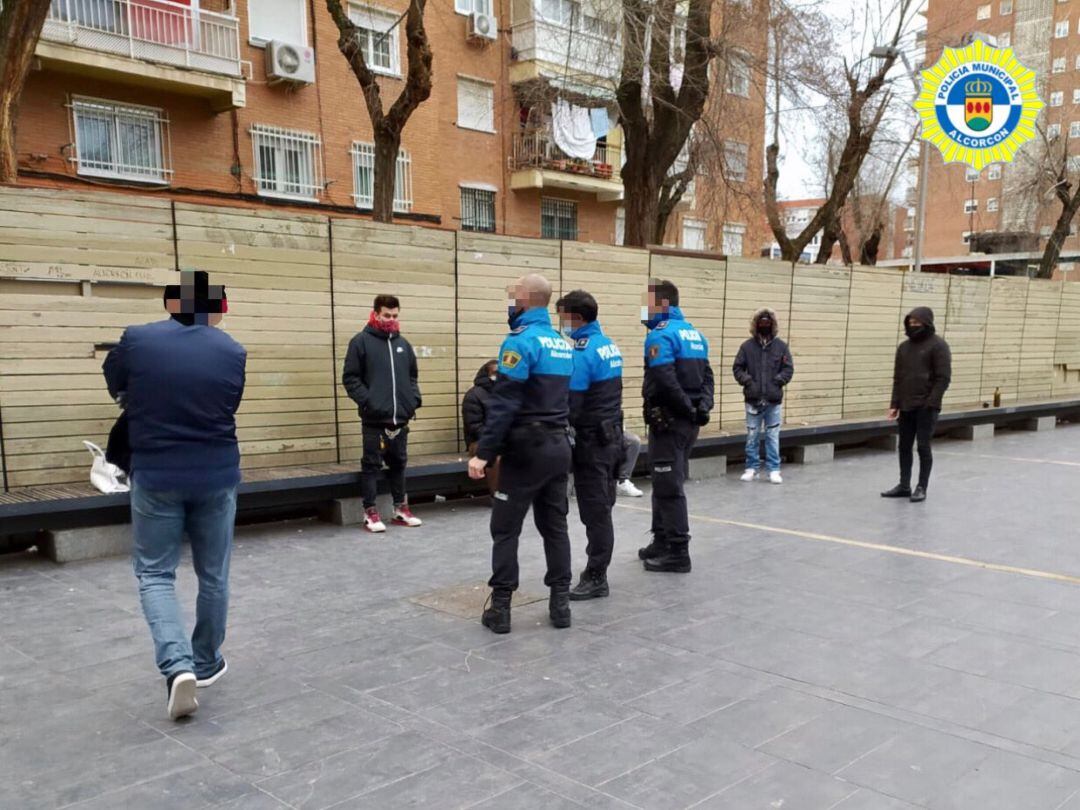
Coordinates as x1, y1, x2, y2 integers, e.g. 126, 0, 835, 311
891, 306, 952, 411
342, 323, 421, 427
462, 362, 496, 447
732, 307, 794, 405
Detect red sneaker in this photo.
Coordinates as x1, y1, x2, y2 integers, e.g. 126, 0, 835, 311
392, 504, 422, 527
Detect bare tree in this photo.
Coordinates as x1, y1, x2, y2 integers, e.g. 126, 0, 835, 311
0, 0, 52, 183
1021, 131, 1080, 279
765, 0, 918, 264
617, 0, 714, 247
326, 0, 432, 222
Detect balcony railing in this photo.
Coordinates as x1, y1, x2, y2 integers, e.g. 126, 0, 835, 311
511, 130, 621, 181
511, 18, 621, 83
42, 0, 241, 77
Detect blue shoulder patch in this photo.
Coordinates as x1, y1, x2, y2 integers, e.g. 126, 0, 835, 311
510, 326, 527, 334
575, 338, 589, 349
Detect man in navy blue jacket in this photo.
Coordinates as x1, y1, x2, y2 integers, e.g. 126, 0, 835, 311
103, 270, 246, 721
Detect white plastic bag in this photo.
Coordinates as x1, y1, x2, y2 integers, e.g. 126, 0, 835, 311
83, 441, 130, 494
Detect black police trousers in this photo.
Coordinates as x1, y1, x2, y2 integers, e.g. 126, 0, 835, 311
489, 429, 573, 593
573, 429, 621, 575
648, 419, 699, 545
360, 424, 408, 508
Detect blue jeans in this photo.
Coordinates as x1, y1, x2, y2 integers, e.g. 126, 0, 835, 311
130, 481, 238, 680
745, 403, 782, 473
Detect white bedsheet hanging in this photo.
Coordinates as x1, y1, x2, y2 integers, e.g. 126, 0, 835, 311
551, 100, 597, 160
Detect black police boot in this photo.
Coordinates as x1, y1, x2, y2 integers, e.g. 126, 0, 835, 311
881, 484, 912, 498
910, 485, 927, 503
549, 586, 572, 628
481, 590, 512, 634
637, 534, 669, 560
569, 569, 609, 601
643, 542, 691, 574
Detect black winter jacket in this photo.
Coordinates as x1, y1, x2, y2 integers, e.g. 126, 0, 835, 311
342, 325, 421, 427
732, 307, 794, 405
891, 306, 952, 411
462, 363, 496, 446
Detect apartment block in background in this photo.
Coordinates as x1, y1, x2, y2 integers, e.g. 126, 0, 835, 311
14, 0, 768, 253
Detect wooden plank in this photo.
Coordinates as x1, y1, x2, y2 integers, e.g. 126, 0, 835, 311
786, 266, 850, 424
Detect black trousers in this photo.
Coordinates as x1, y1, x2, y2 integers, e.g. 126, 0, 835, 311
648, 419, 699, 545
573, 429, 621, 575
489, 430, 573, 592
360, 424, 408, 508
898, 407, 938, 489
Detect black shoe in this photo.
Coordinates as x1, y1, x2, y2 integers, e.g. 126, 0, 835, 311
569, 570, 609, 601
549, 586, 572, 628
481, 590, 512, 634
196, 658, 227, 688
643, 543, 691, 574
910, 486, 927, 503
637, 536, 669, 560
166, 671, 198, 721
881, 484, 912, 498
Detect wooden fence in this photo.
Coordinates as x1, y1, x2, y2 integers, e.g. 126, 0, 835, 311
2, 186, 1080, 490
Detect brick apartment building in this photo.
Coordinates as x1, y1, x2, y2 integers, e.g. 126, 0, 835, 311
763, 198, 908, 265
919, 0, 1080, 274
12, 0, 768, 252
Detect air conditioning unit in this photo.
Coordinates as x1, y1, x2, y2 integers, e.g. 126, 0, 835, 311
266, 41, 316, 85
468, 12, 498, 42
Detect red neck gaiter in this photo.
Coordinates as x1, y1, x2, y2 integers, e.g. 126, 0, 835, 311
368, 310, 400, 334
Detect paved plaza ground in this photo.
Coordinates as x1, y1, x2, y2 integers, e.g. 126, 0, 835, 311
4, 425, 1080, 809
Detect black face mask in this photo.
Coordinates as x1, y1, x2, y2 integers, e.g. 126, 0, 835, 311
507, 306, 524, 327
756, 321, 772, 338
905, 323, 929, 340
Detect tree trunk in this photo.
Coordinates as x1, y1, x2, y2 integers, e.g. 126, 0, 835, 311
1038, 186, 1080, 278
860, 224, 882, 265
0, 0, 53, 183
623, 159, 661, 247
372, 132, 400, 223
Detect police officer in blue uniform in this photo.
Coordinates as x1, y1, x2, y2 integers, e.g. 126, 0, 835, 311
556, 290, 623, 601
469, 274, 574, 634
639, 279, 714, 573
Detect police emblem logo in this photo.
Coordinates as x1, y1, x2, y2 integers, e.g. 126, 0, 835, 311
575, 338, 589, 349
501, 350, 522, 368
915, 38, 1043, 170
510, 326, 527, 334
648, 345, 660, 359
655, 321, 669, 330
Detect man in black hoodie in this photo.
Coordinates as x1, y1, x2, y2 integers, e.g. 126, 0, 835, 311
882, 306, 952, 503
342, 294, 423, 532
462, 359, 500, 495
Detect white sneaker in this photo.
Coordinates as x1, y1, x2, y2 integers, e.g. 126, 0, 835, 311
769, 471, 783, 484
364, 507, 386, 533
740, 469, 758, 482
617, 479, 644, 498
393, 504, 422, 527
167, 672, 198, 721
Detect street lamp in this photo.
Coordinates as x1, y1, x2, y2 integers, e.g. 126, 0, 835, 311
871, 44, 928, 273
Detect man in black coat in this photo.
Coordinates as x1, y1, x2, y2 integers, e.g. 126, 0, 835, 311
342, 294, 423, 532
462, 359, 499, 494
732, 307, 794, 484
882, 306, 952, 503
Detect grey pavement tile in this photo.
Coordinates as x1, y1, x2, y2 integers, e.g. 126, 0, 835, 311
257, 731, 457, 809
626, 668, 769, 726
982, 690, 1080, 751
210, 706, 402, 779
988, 643, 1080, 696
836, 726, 994, 807
760, 705, 911, 776
533, 714, 691, 787
598, 733, 776, 810
0, 736, 204, 810
417, 675, 573, 733
924, 631, 1029, 677
367, 658, 518, 712
905, 591, 1058, 636
215, 792, 293, 809
864, 617, 972, 660
687, 686, 839, 750
899, 668, 1034, 730
59, 763, 254, 810
315, 642, 479, 695
464, 780, 587, 809
828, 789, 923, 809
1017, 611, 1080, 651
694, 759, 859, 809
341, 752, 520, 809
656, 613, 776, 655
475, 694, 638, 759
934, 749, 1080, 810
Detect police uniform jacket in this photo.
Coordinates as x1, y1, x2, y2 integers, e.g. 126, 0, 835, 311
475, 307, 572, 462
568, 320, 623, 430
643, 306, 715, 418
